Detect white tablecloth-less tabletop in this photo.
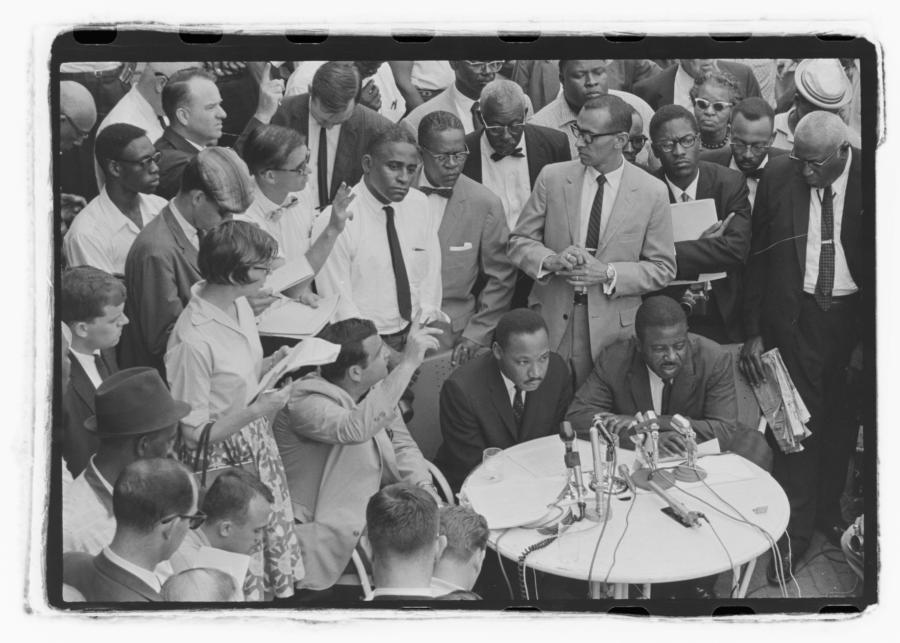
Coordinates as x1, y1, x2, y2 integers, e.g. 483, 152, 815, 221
461, 435, 790, 599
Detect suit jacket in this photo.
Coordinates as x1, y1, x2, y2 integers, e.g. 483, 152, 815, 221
154, 128, 198, 200
63, 550, 162, 602
743, 149, 868, 348
272, 374, 430, 591
510, 59, 560, 113
653, 161, 752, 342
633, 61, 762, 111
508, 160, 676, 358
604, 59, 664, 93
434, 352, 573, 491
461, 124, 571, 189
119, 206, 201, 376
241, 94, 391, 205
699, 146, 787, 169
62, 349, 117, 477
428, 174, 517, 347
565, 333, 736, 446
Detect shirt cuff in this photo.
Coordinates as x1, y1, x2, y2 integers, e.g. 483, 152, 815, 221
602, 263, 617, 296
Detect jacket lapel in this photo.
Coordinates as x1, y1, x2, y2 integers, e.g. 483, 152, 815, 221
598, 164, 636, 249
438, 186, 468, 247
94, 551, 162, 601
487, 362, 519, 443
67, 352, 96, 414
333, 109, 359, 200
627, 348, 654, 412
524, 126, 541, 188
839, 149, 862, 278
563, 163, 583, 246
669, 340, 698, 414
297, 95, 311, 137
162, 128, 199, 155
161, 207, 199, 270
463, 131, 484, 183
83, 461, 115, 517
792, 175, 810, 272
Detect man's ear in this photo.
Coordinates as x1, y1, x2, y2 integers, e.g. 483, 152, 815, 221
361, 153, 372, 175
491, 341, 503, 361
347, 363, 363, 383
218, 520, 232, 539
135, 434, 150, 458
71, 320, 90, 340
175, 105, 190, 127
435, 534, 448, 562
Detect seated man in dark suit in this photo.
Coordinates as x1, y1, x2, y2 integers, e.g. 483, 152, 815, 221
700, 97, 787, 209
649, 105, 752, 344
435, 309, 573, 491
633, 59, 762, 112
60, 266, 127, 476
566, 296, 770, 469
430, 505, 488, 599
63, 458, 201, 602
365, 483, 473, 601
462, 79, 570, 308
119, 148, 256, 375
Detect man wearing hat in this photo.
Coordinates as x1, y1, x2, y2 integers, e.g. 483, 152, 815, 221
772, 58, 860, 151
118, 147, 257, 376
62, 366, 191, 556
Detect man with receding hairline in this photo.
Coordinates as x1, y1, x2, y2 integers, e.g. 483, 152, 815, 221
741, 110, 870, 581
59, 81, 98, 231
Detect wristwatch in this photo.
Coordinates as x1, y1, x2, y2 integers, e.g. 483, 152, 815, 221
605, 263, 617, 283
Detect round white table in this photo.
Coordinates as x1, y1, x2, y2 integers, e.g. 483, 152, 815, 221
460, 435, 790, 599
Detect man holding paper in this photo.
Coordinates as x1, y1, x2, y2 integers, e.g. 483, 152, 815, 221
649, 104, 752, 344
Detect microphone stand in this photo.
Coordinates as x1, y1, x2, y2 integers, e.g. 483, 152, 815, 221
671, 414, 707, 482
559, 421, 588, 521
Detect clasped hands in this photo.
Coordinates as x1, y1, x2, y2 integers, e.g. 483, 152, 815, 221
544, 246, 610, 287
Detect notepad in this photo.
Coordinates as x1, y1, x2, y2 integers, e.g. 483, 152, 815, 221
669, 198, 727, 285
257, 293, 341, 339
264, 258, 314, 294
251, 336, 341, 401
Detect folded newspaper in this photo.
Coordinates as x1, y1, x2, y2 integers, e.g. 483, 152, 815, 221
251, 337, 340, 401
751, 348, 812, 453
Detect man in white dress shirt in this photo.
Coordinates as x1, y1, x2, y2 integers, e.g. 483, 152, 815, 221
314, 124, 446, 349
530, 60, 656, 168
64, 123, 167, 275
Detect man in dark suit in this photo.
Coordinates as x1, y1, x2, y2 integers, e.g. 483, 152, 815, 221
435, 309, 573, 492
634, 59, 762, 111
256, 61, 392, 210
700, 97, 788, 209
650, 105, 752, 344
60, 267, 126, 477
119, 148, 255, 375
416, 110, 516, 366
740, 111, 870, 580
462, 79, 570, 309
63, 458, 200, 602
155, 66, 284, 199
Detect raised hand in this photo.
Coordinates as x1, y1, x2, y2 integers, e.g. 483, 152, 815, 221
255, 62, 286, 124
327, 182, 356, 231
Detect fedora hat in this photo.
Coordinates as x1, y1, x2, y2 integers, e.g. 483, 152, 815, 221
795, 59, 852, 111
84, 367, 191, 436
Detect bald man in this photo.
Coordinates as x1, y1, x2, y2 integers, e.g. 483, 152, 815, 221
740, 111, 870, 581
59, 81, 98, 234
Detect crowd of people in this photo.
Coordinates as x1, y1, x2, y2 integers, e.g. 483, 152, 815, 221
56, 57, 869, 603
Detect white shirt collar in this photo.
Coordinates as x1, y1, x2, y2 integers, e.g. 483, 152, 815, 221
102, 546, 165, 593
822, 148, 853, 198
584, 157, 625, 192
498, 368, 521, 405
665, 171, 700, 201
167, 200, 199, 247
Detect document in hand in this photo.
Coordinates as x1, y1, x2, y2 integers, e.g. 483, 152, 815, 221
257, 293, 341, 339
670, 198, 727, 284
264, 258, 314, 294
252, 336, 341, 401
194, 546, 251, 600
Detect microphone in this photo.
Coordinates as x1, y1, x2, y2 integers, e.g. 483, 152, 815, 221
559, 421, 586, 519
646, 479, 702, 527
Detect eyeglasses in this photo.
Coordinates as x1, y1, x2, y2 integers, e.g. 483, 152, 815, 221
62, 113, 91, 139
654, 134, 699, 153
570, 123, 623, 145
692, 98, 734, 113
480, 116, 526, 137
272, 149, 312, 175
116, 150, 162, 170
160, 510, 207, 530
625, 135, 648, 150
731, 140, 772, 155
463, 60, 504, 73
420, 145, 470, 166
789, 144, 846, 169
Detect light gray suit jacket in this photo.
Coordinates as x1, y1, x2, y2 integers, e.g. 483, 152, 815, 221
508, 160, 676, 358
430, 175, 517, 347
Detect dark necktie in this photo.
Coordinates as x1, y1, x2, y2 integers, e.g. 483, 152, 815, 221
490, 148, 525, 162
384, 205, 412, 321
680, 192, 692, 203
317, 126, 329, 209
661, 378, 673, 415
585, 174, 606, 250
745, 167, 765, 181
156, 114, 167, 130
512, 386, 525, 427
814, 186, 836, 311
471, 100, 483, 134
420, 186, 453, 198
94, 353, 110, 380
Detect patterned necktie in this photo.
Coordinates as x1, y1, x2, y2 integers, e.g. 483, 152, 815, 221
512, 386, 525, 427
317, 126, 329, 209
814, 186, 836, 311
420, 186, 453, 198
471, 100, 483, 134
384, 205, 412, 321
94, 353, 110, 380
661, 378, 673, 415
490, 147, 525, 162
267, 195, 299, 223
585, 174, 606, 250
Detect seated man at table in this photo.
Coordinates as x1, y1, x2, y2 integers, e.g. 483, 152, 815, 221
434, 309, 574, 492
430, 505, 488, 599
566, 296, 771, 471
365, 482, 475, 601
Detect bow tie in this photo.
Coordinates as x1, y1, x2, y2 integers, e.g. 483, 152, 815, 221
491, 148, 525, 162
420, 186, 453, 198
744, 167, 765, 181
267, 196, 299, 222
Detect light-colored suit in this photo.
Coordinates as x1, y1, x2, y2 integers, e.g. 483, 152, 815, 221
428, 175, 517, 348
272, 374, 430, 591
508, 160, 676, 359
